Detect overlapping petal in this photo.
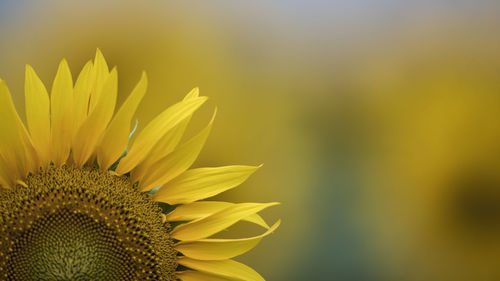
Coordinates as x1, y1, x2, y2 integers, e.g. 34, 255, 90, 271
131, 88, 199, 182
175, 220, 280, 260
24, 65, 51, 167
115, 94, 207, 174
153, 165, 261, 205
0, 79, 38, 183
177, 270, 234, 281
0, 156, 12, 188
73, 61, 94, 132
72, 68, 117, 167
178, 258, 265, 281
139, 109, 216, 191
50, 59, 74, 166
98, 72, 147, 170
170, 202, 279, 241
89, 49, 110, 113
166, 201, 270, 229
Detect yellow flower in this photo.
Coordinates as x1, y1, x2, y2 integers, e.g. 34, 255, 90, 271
0, 50, 279, 281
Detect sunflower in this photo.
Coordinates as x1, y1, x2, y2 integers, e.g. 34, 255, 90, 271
0, 50, 280, 281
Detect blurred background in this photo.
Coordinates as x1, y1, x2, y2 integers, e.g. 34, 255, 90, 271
2, 1, 500, 280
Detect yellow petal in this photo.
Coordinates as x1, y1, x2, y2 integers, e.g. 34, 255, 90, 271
25, 65, 51, 167
130, 119, 189, 183
166, 201, 270, 229
88, 49, 109, 113
131, 88, 199, 182
177, 270, 234, 281
139, 109, 216, 191
50, 59, 74, 166
73, 61, 94, 132
97, 72, 147, 170
115, 95, 207, 174
170, 202, 279, 241
178, 258, 265, 281
0, 155, 14, 188
153, 165, 261, 205
72, 68, 118, 167
0, 79, 38, 180
184, 87, 200, 99
148, 87, 200, 159
175, 220, 280, 260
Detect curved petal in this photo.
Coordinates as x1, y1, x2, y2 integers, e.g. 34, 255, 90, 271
50, 59, 74, 166
88, 48, 109, 113
153, 165, 261, 205
178, 258, 265, 281
166, 201, 270, 229
147, 87, 200, 159
0, 158, 13, 188
72, 68, 117, 167
131, 88, 199, 183
139, 109, 216, 191
170, 202, 279, 241
115, 94, 207, 174
0, 79, 38, 181
73, 60, 94, 133
25, 65, 51, 167
97, 72, 147, 170
184, 87, 200, 100
177, 270, 234, 281
175, 220, 280, 260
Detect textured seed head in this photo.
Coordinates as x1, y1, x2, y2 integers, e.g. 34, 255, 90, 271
0, 166, 177, 281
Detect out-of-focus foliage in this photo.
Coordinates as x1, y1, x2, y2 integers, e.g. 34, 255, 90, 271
360, 19, 500, 281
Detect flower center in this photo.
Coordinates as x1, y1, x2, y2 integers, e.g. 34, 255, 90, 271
0, 166, 177, 281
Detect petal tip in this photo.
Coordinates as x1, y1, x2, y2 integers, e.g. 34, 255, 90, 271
59, 58, 69, 67
140, 71, 148, 83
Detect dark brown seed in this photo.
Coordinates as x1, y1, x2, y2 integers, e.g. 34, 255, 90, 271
0, 166, 177, 281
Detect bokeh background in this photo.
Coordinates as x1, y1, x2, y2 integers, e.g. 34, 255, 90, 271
2, 1, 500, 280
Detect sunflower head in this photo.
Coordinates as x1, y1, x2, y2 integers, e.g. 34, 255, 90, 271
0, 50, 279, 281
0, 166, 176, 280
